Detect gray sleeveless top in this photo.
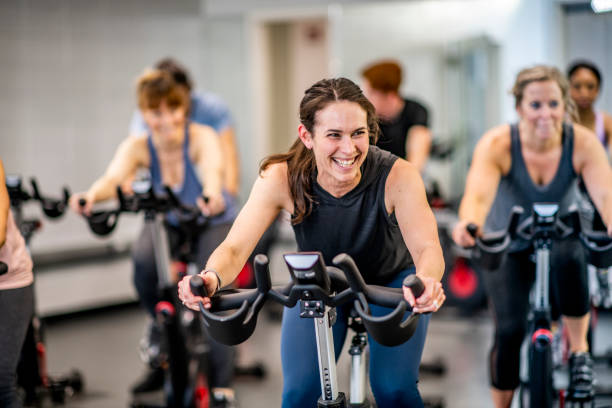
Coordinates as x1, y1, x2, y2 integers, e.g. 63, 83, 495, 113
292, 146, 414, 285
484, 123, 578, 252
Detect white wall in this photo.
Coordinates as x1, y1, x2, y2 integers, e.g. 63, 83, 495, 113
332, 0, 567, 130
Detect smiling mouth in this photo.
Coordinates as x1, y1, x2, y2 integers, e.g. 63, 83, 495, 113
333, 157, 357, 168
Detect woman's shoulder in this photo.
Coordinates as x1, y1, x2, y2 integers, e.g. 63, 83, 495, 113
188, 122, 217, 141
477, 124, 511, 156
254, 161, 293, 212
572, 122, 603, 153
121, 133, 149, 155
259, 161, 289, 183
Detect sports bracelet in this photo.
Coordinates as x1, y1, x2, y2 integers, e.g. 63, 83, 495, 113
202, 269, 222, 292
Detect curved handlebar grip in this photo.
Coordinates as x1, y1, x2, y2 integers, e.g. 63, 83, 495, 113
0, 262, 7, 276
116, 186, 127, 210
189, 274, 208, 298
402, 275, 425, 298
466, 223, 478, 238
29, 178, 42, 200
253, 254, 272, 293
579, 230, 612, 269
85, 210, 120, 236
30, 178, 68, 218
332, 253, 368, 295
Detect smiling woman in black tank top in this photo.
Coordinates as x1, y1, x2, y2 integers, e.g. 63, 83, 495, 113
178, 77, 445, 407
451, 65, 612, 408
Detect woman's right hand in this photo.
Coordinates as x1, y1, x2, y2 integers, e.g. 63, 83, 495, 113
177, 271, 219, 311
69, 193, 93, 216
452, 219, 477, 248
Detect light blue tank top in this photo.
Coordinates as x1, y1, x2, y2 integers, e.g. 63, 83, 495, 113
147, 125, 236, 226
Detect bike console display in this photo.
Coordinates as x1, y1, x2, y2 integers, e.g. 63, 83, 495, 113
283, 252, 330, 293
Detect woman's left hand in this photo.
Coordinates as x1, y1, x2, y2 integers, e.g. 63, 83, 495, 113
402, 275, 445, 314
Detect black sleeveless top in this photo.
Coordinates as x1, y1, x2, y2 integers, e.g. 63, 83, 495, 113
484, 123, 578, 252
292, 146, 414, 285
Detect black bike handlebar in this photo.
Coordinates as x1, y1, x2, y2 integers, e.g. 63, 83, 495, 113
80, 183, 208, 237
468, 204, 612, 270
0, 261, 7, 276
6, 175, 69, 218
189, 253, 425, 347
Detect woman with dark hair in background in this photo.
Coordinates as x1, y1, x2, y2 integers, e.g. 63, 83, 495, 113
568, 60, 612, 153
179, 77, 445, 407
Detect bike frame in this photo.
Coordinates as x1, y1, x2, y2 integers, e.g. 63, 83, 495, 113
523, 203, 557, 408
135, 193, 209, 408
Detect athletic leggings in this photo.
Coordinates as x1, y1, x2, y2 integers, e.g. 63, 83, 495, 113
280, 268, 430, 408
482, 238, 589, 390
132, 222, 234, 388
0, 284, 34, 408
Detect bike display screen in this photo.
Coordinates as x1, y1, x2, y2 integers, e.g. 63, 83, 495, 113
283, 252, 330, 291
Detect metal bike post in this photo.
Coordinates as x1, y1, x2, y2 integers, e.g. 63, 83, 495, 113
534, 247, 550, 310
149, 212, 172, 289
349, 333, 368, 405
314, 306, 340, 403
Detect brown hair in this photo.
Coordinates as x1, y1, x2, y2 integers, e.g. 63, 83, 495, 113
361, 60, 402, 93
136, 69, 189, 112
155, 57, 194, 92
511, 65, 577, 122
260, 77, 379, 224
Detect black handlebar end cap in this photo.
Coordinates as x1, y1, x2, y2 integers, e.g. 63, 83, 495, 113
466, 223, 478, 238
403, 275, 425, 298
78, 198, 87, 207
190, 274, 208, 298
0, 262, 7, 276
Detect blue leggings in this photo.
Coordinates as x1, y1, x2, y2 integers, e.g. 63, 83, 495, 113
280, 269, 430, 407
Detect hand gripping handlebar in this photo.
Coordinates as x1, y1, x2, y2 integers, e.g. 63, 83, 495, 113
189, 252, 425, 347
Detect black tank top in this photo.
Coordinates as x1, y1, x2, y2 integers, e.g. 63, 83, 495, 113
484, 123, 578, 251
292, 146, 414, 284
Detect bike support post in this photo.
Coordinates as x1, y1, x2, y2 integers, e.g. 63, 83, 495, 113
149, 212, 172, 289
308, 303, 346, 408
349, 332, 368, 405
535, 247, 551, 311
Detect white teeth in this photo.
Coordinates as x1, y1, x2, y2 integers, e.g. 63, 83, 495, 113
334, 158, 355, 167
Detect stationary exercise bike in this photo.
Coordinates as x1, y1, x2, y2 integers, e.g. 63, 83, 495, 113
188, 251, 428, 407
5, 175, 84, 405
470, 203, 612, 408
79, 180, 216, 408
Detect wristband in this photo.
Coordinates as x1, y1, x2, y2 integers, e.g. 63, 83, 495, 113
202, 269, 222, 292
